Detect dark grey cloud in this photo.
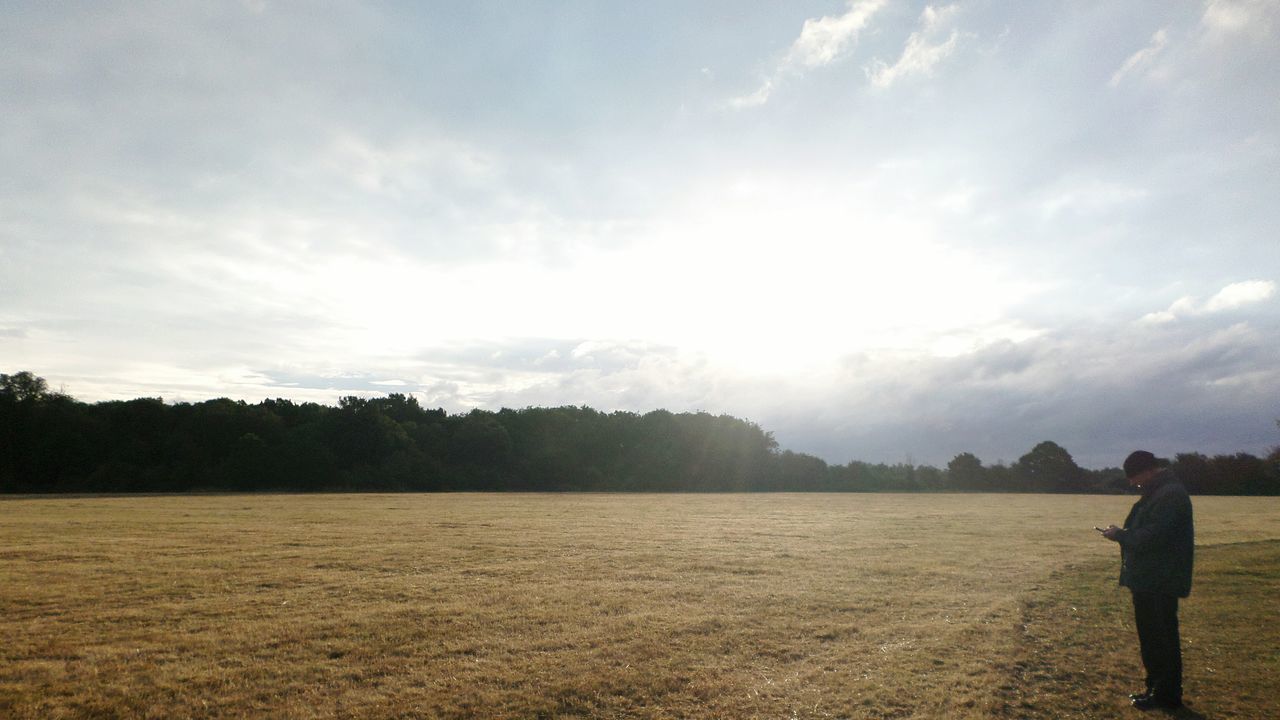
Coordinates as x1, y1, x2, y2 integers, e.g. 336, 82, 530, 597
764, 306, 1280, 468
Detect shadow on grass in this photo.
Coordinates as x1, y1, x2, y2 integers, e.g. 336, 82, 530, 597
1169, 706, 1208, 720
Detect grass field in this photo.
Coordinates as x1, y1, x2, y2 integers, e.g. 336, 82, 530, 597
2, 493, 1278, 719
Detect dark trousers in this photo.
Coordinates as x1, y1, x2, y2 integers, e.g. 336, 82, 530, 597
1132, 590, 1182, 702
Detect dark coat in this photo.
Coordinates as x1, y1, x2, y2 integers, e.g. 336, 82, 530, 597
1119, 469, 1194, 597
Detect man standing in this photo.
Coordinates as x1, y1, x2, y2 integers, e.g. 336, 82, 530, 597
1101, 450, 1195, 711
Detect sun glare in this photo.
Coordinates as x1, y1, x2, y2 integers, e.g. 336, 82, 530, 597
297, 175, 1036, 384
606, 182, 1033, 376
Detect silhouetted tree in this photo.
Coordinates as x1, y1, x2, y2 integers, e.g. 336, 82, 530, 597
0, 371, 67, 403
1210, 453, 1271, 495
4, 369, 1278, 496
915, 464, 945, 491
946, 452, 986, 491
985, 463, 1016, 492
1014, 441, 1086, 492
448, 410, 513, 489
1172, 453, 1215, 495
773, 451, 828, 492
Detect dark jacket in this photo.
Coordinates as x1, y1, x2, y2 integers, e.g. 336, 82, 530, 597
1119, 469, 1194, 597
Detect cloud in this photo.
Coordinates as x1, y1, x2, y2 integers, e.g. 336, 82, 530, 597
1109, 28, 1170, 87
1103, 1, 1278, 100
729, 78, 775, 109
317, 131, 500, 200
1200, 0, 1278, 42
39, 304, 1279, 469
776, 311, 1280, 468
786, 0, 889, 69
1038, 178, 1149, 219
732, 0, 887, 108
1141, 280, 1276, 323
1107, 2, 1278, 94
1205, 279, 1278, 311
4, 2, 1278, 472
867, 4, 963, 89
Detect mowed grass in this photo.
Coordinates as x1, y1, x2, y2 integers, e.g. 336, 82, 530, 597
2, 493, 1277, 719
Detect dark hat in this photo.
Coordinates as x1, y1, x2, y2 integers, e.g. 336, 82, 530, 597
1123, 450, 1162, 478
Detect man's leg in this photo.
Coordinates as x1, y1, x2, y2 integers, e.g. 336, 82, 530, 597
1133, 591, 1182, 706
1131, 591, 1161, 695
1153, 594, 1182, 704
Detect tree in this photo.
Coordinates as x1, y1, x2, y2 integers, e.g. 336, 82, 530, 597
772, 450, 828, 492
1172, 453, 1215, 494
5, 367, 1280, 495
946, 452, 986, 491
1265, 421, 1280, 496
1014, 441, 1086, 493
1, 371, 53, 403
1210, 453, 1271, 496
915, 465, 945, 491
448, 410, 514, 488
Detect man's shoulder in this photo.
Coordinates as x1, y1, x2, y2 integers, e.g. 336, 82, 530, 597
1151, 474, 1190, 502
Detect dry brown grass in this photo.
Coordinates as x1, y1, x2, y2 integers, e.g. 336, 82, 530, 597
1, 493, 1277, 719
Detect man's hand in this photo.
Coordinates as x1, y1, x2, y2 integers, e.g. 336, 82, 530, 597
1101, 525, 1123, 542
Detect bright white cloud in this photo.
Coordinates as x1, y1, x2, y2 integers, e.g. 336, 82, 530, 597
729, 78, 774, 109
1200, 0, 1278, 41
265, 168, 1041, 383
1109, 28, 1170, 87
732, 0, 887, 108
867, 4, 963, 89
1141, 280, 1276, 322
1205, 279, 1278, 311
625, 174, 1043, 376
1140, 296, 1198, 324
787, 0, 889, 69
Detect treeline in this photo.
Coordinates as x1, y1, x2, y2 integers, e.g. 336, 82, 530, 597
2, 371, 1277, 494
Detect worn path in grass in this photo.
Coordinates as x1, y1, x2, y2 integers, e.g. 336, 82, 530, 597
2, 493, 1277, 719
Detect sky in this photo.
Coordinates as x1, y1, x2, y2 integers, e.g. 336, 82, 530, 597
2, 1, 1278, 469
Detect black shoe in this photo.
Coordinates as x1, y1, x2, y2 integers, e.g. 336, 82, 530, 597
1131, 695, 1182, 711
1128, 690, 1151, 702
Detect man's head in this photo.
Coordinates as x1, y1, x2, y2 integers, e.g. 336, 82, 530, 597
1123, 450, 1163, 488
